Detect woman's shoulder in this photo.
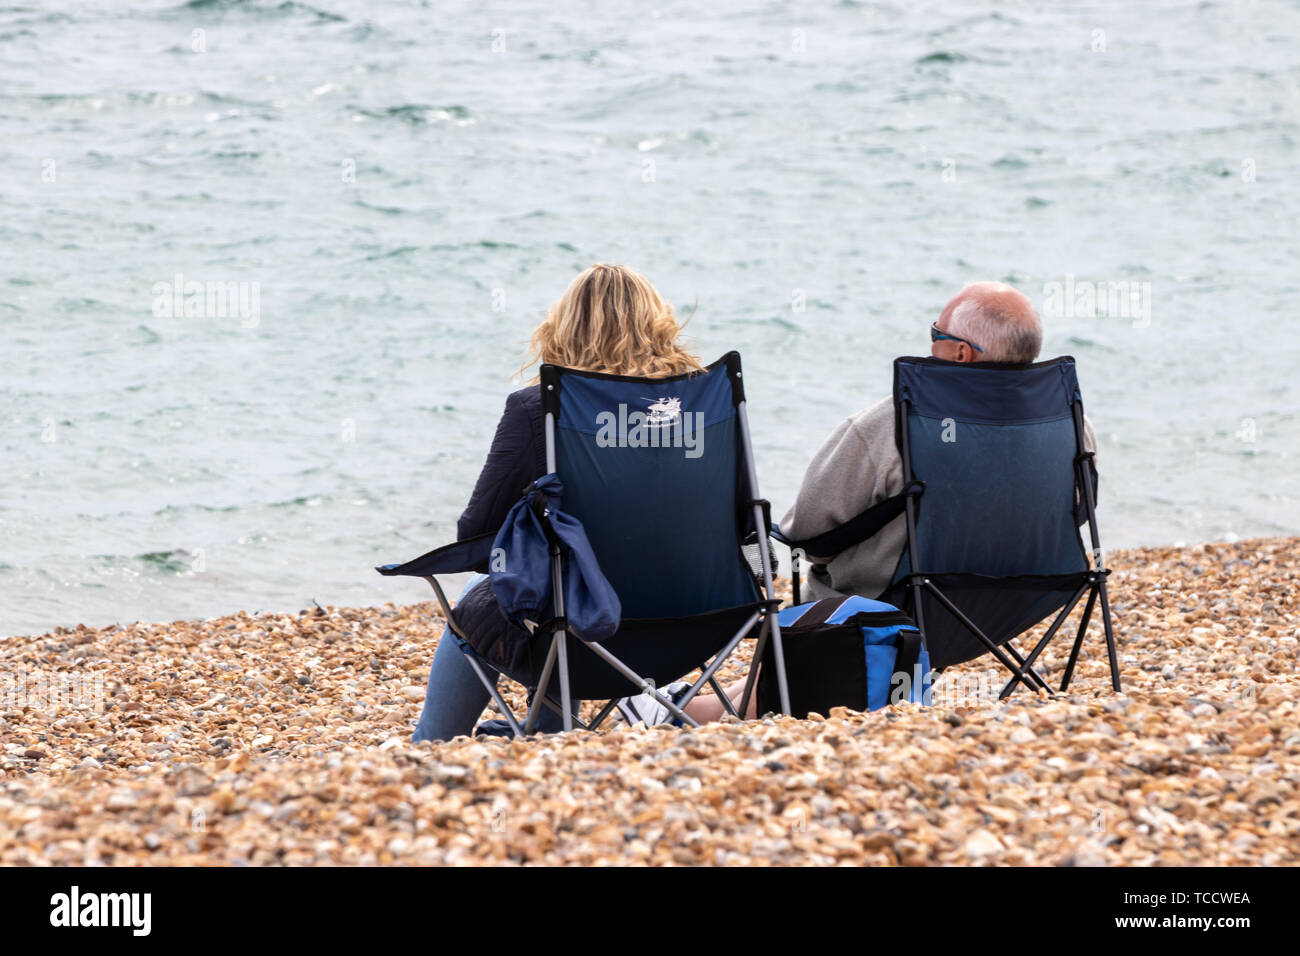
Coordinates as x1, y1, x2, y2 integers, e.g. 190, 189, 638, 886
503, 384, 541, 411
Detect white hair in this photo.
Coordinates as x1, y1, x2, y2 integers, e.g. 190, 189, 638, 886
946, 284, 1043, 363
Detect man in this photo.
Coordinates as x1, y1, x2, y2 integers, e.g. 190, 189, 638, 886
780, 281, 1097, 601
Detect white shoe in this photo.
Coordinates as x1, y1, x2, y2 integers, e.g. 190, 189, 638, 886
616, 680, 691, 727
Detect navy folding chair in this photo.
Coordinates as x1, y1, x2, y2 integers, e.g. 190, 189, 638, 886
781, 356, 1119, 698
377, 351, 790, 736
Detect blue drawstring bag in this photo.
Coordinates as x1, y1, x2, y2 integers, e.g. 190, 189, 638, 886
758, 595, 932, 717
489, 474, 621, 644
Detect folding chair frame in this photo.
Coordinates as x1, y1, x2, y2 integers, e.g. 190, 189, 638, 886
782, 387, 1121, 699
418, 381, 791, 739
895, 395, 1121, 698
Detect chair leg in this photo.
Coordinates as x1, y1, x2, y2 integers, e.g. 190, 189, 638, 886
531, 689, 590, 729
737, 402, 790, 715
766, 611, 792, 716
547, 547, 574, 732
525, 633, 561, 734
586, 698, 620, 730
738, 616, 770, 718
922, 580, 1042, 692
531, 694, 590, 731
1060, 586, 1099, 691
673, 611, 760, 712
462, 652, 524, 739
556, 631, 573, 732
1097, 577, 1122, 692
531, 614, 760, 735
708, 675, 742, 718
583, 643, 701, 728
999, 582, 1089, 699
1000, 642, 1054, 697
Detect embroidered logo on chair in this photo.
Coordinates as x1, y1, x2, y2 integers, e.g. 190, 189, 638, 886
594, 399, 704, 458
645, 396, 681, 426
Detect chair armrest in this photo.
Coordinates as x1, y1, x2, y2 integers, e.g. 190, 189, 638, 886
780, 480, 924, 561
1073, 452, 1100, 527
742, 498, 773, 541
375, 530, 498, 577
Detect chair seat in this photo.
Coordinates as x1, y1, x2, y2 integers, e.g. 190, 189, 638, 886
526, 603, 766, 701
886, 571, 1090, 670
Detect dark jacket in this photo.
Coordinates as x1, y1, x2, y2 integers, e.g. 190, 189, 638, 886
451, 386, 547, 673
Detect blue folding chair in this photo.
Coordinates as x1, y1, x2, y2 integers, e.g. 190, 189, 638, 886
377, 351, 790, 735
780, 356, 1119, 698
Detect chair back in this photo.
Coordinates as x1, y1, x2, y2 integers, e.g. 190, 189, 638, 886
887, 356, 1094, 668
542, 352, 760, 619
537, 352, 765, 696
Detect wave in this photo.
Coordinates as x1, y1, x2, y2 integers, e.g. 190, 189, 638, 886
915, 51, 968, 65
136, 550, 201, 573
0, 90, 272, 114
349, 104, 473, 125
178, 0, 346, 22
353, 200, 408, 216
152, 503, 242, 516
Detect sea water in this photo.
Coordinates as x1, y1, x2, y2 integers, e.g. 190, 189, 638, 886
1, 0, 1296, 635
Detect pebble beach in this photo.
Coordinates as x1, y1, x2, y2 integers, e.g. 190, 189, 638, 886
1, 537, 1296, 867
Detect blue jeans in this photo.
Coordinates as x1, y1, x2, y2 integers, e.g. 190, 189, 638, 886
412, 574, 567, 742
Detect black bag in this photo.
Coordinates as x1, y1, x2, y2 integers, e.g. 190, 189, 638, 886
758, 596, 931, 718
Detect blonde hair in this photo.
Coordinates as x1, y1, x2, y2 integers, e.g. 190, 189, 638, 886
520, 263, 704, 380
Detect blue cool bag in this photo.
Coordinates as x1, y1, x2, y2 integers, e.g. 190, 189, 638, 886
758, 596, 932, 717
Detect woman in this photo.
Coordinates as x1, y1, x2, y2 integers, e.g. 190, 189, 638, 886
412, 263, 755, 742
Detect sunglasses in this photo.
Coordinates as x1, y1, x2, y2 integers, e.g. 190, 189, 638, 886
930, 322, 984, 353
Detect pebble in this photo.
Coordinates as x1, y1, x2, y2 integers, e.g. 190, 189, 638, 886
0, 537, 1296, 865
964, 829, 1005, 859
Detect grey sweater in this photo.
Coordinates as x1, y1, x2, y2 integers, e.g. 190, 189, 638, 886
780, 396, 1098, 601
